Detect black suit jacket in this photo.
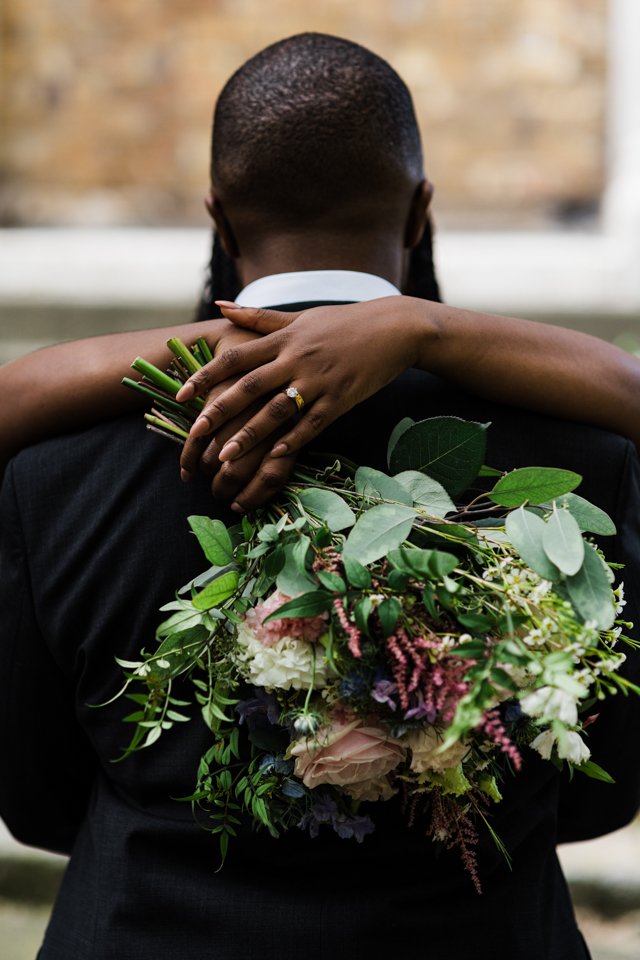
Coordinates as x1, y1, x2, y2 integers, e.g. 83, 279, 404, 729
2, 313, 639, 959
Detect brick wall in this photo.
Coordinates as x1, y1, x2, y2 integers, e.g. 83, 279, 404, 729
0, 0, 607, 228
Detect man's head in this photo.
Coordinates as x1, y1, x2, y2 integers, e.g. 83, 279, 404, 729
206, 33, 433, 287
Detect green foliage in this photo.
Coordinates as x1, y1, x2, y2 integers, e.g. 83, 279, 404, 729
297, 488, 355, 530
489, 467, 581, 508
343, 503, 416, 565
388, 417, 488, 497
188, 516, 234, 565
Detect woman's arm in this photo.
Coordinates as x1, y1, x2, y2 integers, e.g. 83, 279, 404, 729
0, 317, 257, 475
176, 298, 640, 498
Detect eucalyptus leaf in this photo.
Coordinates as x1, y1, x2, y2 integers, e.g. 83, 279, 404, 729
489, 467, 581, 508
355, 466, 413, 505
188, 516, 234, 565
505, 507, 561, 581
542, 507, 585, 576
393, 470, 456, 517
386, 417, 415, 465
298, 488, 356, 531
343, 503, 416, 566
276, 541, 315, 597
388, 417, 488, 498
192, 570, 239, 611
566, 541, 616, 630
552, 493, 616, 536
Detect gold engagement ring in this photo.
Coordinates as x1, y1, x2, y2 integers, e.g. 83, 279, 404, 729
284, 386, 305, 412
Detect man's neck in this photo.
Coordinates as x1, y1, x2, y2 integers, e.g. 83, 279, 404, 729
233, 230, 406, 290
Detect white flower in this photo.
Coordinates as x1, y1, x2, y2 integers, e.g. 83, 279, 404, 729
614, 582, 626, 614
520, 686, 579, 725
235, 621, 335, 691
557, 730, 591, 764
530, 729, 556, 760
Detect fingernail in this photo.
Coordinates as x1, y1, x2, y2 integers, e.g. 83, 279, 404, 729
271, 442, 288, 457
180, 468, 192, 482
191, 415, 212, 438
231, 501, 245, 513
177, 382, 195, 400
219, 440, 241, 461
215, 300, 242, 310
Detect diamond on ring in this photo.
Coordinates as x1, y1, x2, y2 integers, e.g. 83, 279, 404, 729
285, 386, 305, 412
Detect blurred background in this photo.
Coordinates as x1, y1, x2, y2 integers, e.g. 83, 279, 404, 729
1, 1, 639, 958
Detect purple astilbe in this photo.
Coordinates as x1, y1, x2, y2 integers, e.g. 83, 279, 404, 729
386, 628, 469, 721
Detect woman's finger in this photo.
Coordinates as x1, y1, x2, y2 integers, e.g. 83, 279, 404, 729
188, 359, 300, 439
217, 390, 328, 462
216, 303, 303, 334
223, 451, 299, 513
176, 333, 283, 402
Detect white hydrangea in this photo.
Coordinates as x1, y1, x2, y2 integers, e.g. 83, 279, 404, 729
235, 621, 335, 692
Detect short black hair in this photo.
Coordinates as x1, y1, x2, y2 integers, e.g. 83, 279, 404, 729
212, 32, 424, 229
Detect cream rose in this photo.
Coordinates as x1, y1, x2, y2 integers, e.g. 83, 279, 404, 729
290, 719, 405, 793
407, 727, 468, 774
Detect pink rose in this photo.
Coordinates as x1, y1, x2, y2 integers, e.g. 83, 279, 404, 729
290, 719, 405, 794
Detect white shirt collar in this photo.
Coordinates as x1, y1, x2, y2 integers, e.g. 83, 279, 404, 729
235, 270, 401, 307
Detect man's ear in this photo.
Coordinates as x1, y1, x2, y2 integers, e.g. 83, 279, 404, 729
205, 190, 240, 259
404, 179, 434, 249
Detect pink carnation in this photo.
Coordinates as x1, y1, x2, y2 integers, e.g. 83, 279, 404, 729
244, 591, 327, 647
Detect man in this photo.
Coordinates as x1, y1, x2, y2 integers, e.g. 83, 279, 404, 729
1, 33, 639, 960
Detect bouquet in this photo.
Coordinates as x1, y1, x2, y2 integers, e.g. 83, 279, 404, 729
114, 340, 636, 890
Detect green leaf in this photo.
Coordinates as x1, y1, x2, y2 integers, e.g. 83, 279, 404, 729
317, 570, 346, 593
566, 541, 616, 630
188, 516, 234, 565
393, 471, 456, 517
578, 760, 615, 784
354, 596, 373, 635
342, 555, 372, 589
153, 624, 209, 674
388, 546, 457, 580
505, 507, 561, 581
261, 591, 333, 621
378, 597, 402, 637
355, 466, 413, 505
552, 493, 616, 537
192, 570, 239, 610
298, 488, 356, 531
343, 503, 416, 566
276, 540, 315, 597
386, 417, 415, 465
489, 467, 581, 508
542, 506, 584, 576
457, 612, 493, 632
388, 417, 488, 498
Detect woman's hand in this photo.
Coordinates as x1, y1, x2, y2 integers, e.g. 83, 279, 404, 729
179, 319, 299, 512
176, 297, 428, 464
